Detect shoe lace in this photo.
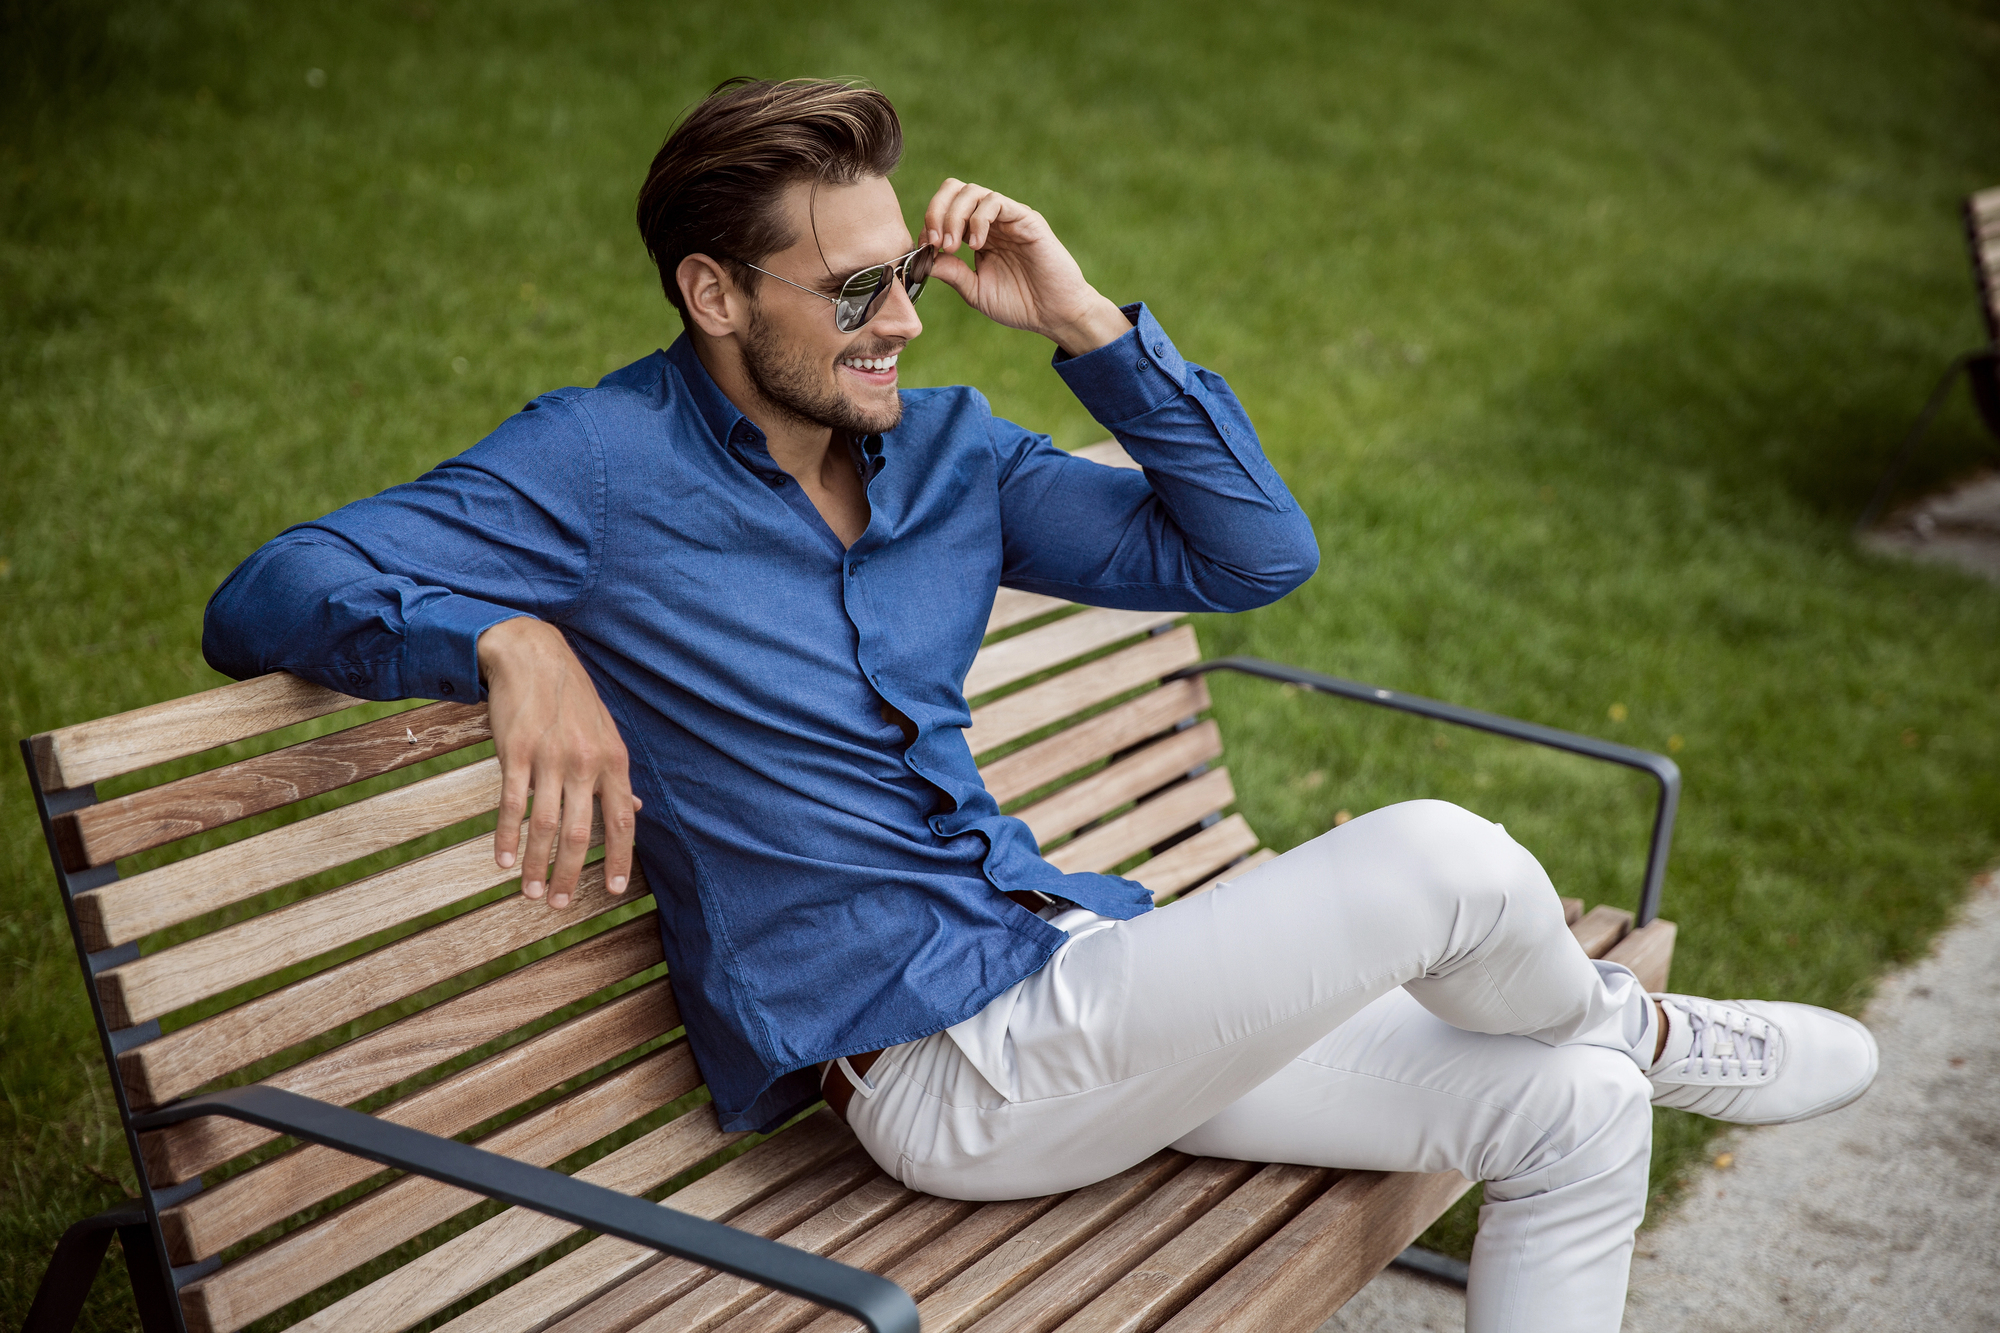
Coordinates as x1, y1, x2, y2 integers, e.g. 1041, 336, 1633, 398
1679, 999, 1778, 1080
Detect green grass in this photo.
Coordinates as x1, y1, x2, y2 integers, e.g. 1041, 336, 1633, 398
5, 0, 2000, 1324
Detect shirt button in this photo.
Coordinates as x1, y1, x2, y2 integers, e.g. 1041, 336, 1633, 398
346, 670, 364, 686
929, 816, 945, 834
439, 679, 455, 696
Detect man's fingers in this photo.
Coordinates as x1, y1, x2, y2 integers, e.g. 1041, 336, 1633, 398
929, 252, 977, 299
964, 193, 1010, 251
602, 782, 638, 898
494, 757, 530, 872
937, 182, 993, 252
521, 762, 561, 900
546, 774, 600, 909
922, 177, 968, 246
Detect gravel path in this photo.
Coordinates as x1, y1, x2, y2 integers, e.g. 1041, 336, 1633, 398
1322, 871, 2000, 1332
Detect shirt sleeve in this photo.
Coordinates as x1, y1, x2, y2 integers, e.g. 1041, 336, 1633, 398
990, 304, 1319, 612
202, 395, 605, 701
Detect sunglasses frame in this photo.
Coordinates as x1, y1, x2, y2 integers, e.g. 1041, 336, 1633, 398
735, 244, 936, 334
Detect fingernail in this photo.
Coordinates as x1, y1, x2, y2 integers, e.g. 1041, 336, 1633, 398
611, 876, 628, 895
551, 894, 569, 909
524, 880, 544, 899
498, 850, 516, 868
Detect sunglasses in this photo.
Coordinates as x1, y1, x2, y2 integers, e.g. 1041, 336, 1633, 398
737, 243, 937, 334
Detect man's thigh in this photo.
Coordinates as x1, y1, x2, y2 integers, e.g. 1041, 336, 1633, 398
1170, 988, 1654, 1189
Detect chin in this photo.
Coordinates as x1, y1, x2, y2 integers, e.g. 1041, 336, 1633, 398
844, 389, 903, 436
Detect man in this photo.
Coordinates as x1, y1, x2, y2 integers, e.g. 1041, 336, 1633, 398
205, 78, 1877, 1332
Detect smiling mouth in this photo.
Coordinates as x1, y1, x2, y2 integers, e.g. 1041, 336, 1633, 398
839, 353, 898, 375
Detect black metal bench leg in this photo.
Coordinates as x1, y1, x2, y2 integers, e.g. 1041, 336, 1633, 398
23, 1201, 177, 1333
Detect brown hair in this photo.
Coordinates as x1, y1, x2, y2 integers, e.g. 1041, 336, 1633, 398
636, 77, 904, 317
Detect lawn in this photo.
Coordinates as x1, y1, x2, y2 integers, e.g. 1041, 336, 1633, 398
4, 0, 1999, 1327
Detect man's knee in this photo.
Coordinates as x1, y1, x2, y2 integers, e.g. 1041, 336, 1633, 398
1486, 1046, 1653, 1190
1331, 798, 1553, 910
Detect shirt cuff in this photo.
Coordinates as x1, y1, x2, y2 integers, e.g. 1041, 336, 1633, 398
403, 594, 537, 702
1051, 303, 1192, 426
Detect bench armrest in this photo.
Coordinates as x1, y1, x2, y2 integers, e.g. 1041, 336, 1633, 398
1167, 656, 1680, 925
130, 1087, 919, 1333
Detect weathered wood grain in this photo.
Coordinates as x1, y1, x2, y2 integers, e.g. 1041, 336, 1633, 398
1045, 769, 1234, 876
965, 609, 1182, 701
54, 702, 491, 870
1127, 816, 1261, 901
139, 916, 662, 1186
160, 981, 681, 1263
179, 1039, 694, 1333
964, 1157, 1261, 1333
624, 1175, 917, 1333
75, 755, 503, 951
1560, 897, 1583, 925
1153, 1170, 1473, 1333
916, 1153, 1188, 1333
707, 1194, 982, 1333
426, 1113, 855, 1333
1571, 905, 1634, 959
30, 672, 363, 792
1602, 918, 1677, 993
97, 811, 577, 1028
979, 679, 1210, 807
966, 628, 1201, 758
1013, 724, 1222, 848
541, 1150, 886, 1333
119, 861, 643, 1109
1174, 847, 1278, 903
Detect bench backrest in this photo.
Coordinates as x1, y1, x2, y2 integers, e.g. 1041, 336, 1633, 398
27, 444, 1267, 1333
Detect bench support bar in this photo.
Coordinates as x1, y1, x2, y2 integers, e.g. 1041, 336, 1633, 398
23, 1200, 178, 1333
129, 1087, 919, 1333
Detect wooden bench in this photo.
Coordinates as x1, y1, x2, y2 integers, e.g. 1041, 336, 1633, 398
22, 442, 1680, 1333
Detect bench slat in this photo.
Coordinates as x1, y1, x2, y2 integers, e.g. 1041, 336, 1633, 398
965, 609, 1182, 701
538, 1149, 886, 1333
789, 1194, 1065, 1333
1177, 847, 1278, 902
162, 980, 680, 1263
1015, 724, 1223, 848
986, 590, 1074, 636
967, 629, 1201, 758
1045, 768, 1234, 876
964, 1157, 1262, 1333
1154, 1170, 1472, 1333
140, 916, 662, 1186
399, 1114, 853, 1333
1071, 441, 1142, 471
627, 1174, 917, 1333
1055, 1163, 1331, 1333
29, 672, 363, 792
54, 701, 491, 870
181, 1039, 699, 1333
711, 1192, 981, 1333
1602, 918, 1677, 992
1128, 816, 1261, 901
981, 679, 1210, 807
77, 755, 502, 951
99, 814, 559, 1028
1570, 905, 1633, 958
120, 862, 642, 1109
918, 1154, 1188, 1333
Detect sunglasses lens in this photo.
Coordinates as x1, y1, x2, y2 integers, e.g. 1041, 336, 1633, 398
904, 245, 936, 304
836, 265, 892, 333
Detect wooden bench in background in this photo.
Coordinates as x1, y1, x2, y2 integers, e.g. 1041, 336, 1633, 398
22, 442, 1680, 1333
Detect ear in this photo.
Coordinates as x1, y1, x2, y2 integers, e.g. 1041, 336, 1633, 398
677, 254, 743, 339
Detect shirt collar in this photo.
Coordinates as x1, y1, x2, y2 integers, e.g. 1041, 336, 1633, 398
664, 333, 771, 460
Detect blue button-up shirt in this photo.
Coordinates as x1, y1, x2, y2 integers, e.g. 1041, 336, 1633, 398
204, 305, 1317, 1131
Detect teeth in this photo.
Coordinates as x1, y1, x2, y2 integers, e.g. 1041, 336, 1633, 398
842, 354, 898, 372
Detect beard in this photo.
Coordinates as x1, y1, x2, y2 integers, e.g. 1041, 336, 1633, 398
740, 309, 902, 437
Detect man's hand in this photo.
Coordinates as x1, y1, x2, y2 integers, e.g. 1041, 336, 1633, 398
922, 179, 1132, 358
478, 617, 641, 910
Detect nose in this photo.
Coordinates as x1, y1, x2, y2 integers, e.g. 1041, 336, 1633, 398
867, 275, 923, 342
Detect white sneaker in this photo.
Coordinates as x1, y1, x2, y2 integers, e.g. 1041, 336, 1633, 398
1646, 994, 1878, 1125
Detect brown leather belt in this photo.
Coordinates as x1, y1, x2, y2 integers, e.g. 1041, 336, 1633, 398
822, 890, 1055, 1124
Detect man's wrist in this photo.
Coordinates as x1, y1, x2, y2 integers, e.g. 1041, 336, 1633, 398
476, 615, 551, 685
1046, 293, 1133, 359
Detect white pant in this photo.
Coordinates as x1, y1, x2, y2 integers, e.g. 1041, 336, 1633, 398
843, 800, 1659, 1333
